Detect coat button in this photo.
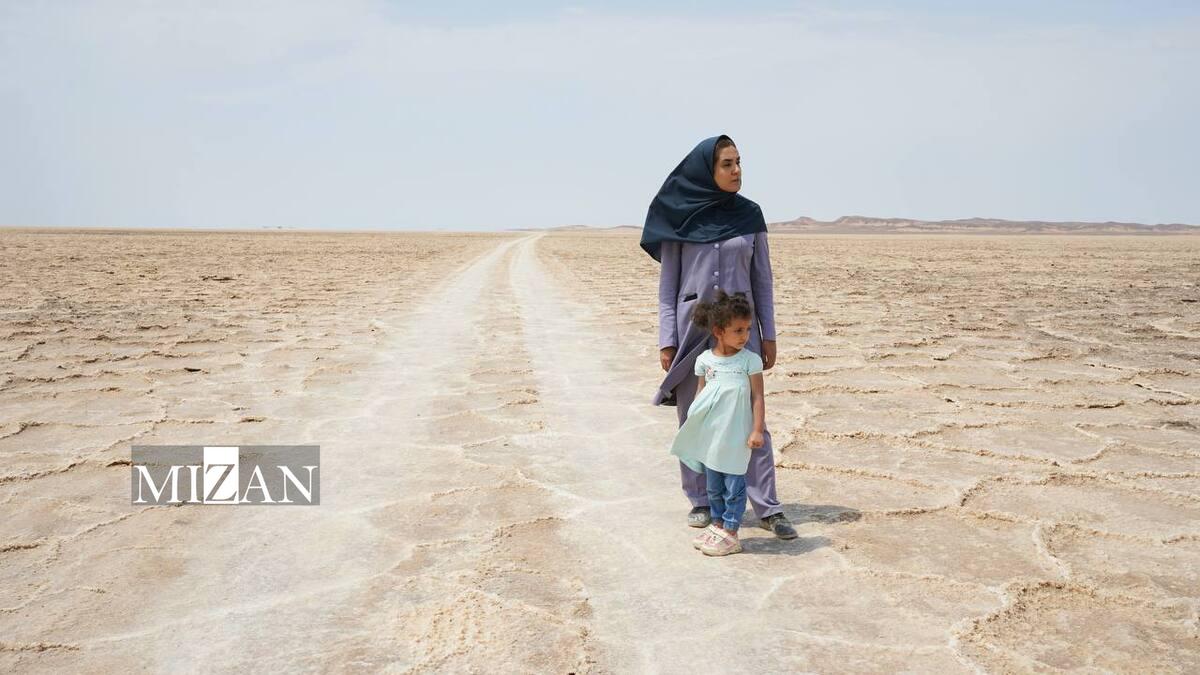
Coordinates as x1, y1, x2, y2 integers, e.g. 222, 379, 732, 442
713, 271, 719, 276
713, 284, 719, 290
713, 243, 719, 248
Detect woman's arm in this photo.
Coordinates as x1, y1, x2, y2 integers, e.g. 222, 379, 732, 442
750, 231, 776, 342
658, 239, 681, 350
750, 231, 778, 369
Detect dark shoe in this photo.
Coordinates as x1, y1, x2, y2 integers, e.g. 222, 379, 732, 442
759, 513, 798, 539
687, 506, 712, 528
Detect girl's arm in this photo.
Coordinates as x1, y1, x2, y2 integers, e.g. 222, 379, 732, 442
695, 374, 706, 397
749, 373, 766, 440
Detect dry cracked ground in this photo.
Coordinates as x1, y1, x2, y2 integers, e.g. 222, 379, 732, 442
1, 228, 1198, 673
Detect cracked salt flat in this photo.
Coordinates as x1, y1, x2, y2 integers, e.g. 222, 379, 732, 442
3, 231, 1199, 672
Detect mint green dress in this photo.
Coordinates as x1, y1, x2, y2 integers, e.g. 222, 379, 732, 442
669, 347, 763, 476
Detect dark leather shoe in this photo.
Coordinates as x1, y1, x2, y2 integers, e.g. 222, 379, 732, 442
759, 513, 798, 539
687, 506, 712, 528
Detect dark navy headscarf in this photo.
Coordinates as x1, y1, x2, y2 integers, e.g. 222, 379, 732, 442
639, 134, 768, 262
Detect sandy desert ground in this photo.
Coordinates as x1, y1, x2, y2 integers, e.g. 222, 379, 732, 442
1, 228, 1198, 673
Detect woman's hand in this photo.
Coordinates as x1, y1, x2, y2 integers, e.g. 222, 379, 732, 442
747, 430, 764, 449
660, 346, 677, 372
762, 339, 777, 370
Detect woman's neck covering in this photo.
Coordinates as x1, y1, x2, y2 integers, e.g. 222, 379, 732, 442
639, 134, 768, 262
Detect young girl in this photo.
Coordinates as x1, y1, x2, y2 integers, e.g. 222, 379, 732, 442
669, 289, 766, 556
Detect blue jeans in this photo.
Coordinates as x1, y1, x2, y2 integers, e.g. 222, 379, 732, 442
705, 466, 748, 532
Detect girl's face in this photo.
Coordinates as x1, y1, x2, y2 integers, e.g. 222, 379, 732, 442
714, 316, 752, 351
713, 145, 742, 192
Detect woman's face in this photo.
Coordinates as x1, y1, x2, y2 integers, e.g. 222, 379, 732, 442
713, 145, 742, 192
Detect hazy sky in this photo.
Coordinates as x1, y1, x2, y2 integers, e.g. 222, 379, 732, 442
2, 1, 1197, 230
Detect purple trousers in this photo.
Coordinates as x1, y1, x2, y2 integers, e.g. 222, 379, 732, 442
674, 375, 782, 520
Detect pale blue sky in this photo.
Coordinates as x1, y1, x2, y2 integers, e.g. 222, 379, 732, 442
2, 1, 1197, 230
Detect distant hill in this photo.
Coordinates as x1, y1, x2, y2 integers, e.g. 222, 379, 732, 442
511, 224, 638, 232
516, 217, 1198, 234
770, 216, 1200, 234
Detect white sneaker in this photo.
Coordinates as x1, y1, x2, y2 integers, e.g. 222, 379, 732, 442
700, 530, 743, 557
692, 524, 722, 550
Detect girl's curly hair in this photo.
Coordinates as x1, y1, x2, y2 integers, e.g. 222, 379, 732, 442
692, 289, 752, 332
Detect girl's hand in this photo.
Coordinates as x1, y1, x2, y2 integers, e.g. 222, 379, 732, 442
747, 431, 764, 449
660, 346, 677, 372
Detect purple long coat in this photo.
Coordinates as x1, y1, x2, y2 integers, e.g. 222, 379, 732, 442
654, 230, 777, 406
655, 230, 782, 518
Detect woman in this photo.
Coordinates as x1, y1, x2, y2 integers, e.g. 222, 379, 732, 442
641, 134, 797, 540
